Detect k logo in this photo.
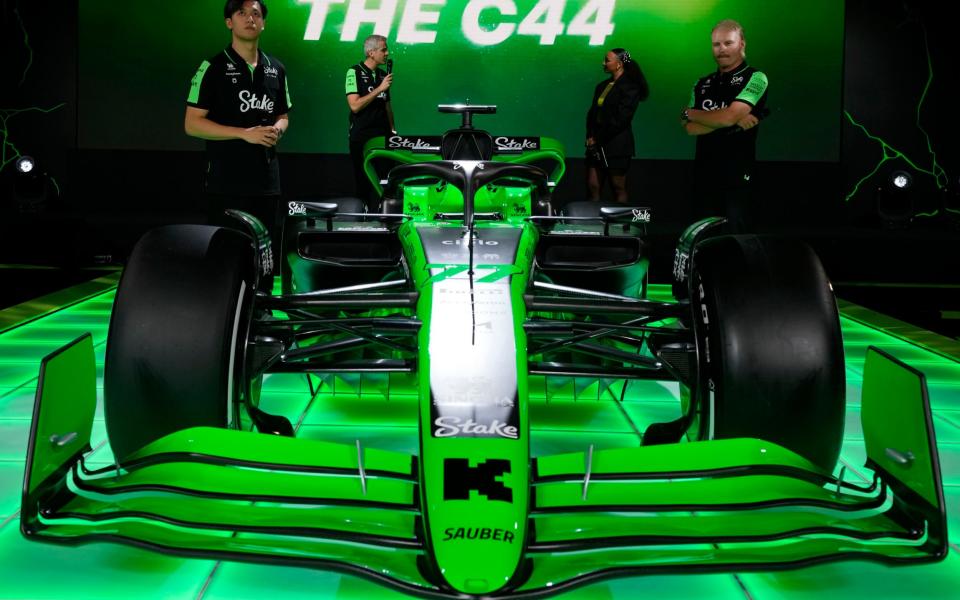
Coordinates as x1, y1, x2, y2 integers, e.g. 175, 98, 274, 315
443, 458, 512, 503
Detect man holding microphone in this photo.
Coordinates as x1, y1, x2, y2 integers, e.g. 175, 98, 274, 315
345, 34, 395, 212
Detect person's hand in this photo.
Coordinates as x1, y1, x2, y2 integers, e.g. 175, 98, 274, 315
242, 125, 279, 147
378, 73, 393, 93
586, 137, 596, 147
736, 114, 759, 131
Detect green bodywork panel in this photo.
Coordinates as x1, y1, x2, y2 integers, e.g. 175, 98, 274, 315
22, 333, 948, 597
362, 134, 566, 197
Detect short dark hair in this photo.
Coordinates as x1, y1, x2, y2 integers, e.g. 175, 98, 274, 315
224, 0, 268, 20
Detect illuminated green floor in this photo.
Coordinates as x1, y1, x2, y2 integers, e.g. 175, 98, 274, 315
1, 283, 958, 599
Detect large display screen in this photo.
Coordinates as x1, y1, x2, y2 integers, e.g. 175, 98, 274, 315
79, 0, 843, 160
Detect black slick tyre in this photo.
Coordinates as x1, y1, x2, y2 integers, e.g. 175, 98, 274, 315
104, 225, 255, 462
689, 235, 845, 472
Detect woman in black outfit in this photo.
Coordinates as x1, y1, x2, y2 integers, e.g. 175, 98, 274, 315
585, 48, 649, 204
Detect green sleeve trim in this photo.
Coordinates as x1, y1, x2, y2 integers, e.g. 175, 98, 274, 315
187, 60, 211, 105
345, 68, 358, 95
688, 86, 696, 109
736, 72, 768, 106
285, 74, 293, 110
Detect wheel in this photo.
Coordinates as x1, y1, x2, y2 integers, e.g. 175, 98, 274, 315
688, 234, 845, 472
104, 225, 256, 462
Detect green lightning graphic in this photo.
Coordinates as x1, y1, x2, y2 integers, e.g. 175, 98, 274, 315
1, 105, 65, 172
1, 1, 65, 176
844, 24, 949, 206
15, 5, 32, 86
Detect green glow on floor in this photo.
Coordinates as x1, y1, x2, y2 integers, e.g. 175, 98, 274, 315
0, 283, 958, 598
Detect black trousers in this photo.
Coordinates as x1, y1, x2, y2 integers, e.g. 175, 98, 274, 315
691, 182, 754, 234
350, 137, 380, 213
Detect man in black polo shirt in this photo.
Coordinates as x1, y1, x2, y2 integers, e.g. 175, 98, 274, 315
681, 19, 768, 232
185, 0, 291, 241
345, 34, 395, 212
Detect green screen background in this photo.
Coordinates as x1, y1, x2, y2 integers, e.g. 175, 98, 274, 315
79, 0, 842, 161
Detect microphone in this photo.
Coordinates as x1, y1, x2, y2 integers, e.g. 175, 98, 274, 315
386, 58, 393, 75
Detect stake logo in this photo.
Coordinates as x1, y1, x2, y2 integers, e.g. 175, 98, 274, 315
239, 90, 274, 113
434, 416, 518, 439
494, 136, 539, 152
443, 458, 512, 503
387, 135, 441, 151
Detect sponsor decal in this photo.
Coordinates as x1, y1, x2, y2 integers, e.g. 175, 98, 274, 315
494, 136, 540, 152
443, 458, 512, 503
288, 201, 306, 216
731, 75, 744, 84
433, 375, 508, 402
434, 416, 518, 439
263, 65, 279, 77
239, 90, 274, 113
673, 251, 689, 282
387, 135, 441, 152
442, 527, 515, 543
440, 238, 499, 246
632, 208, 651, 223
701, 99, 728, 112
260, 244, 274, 276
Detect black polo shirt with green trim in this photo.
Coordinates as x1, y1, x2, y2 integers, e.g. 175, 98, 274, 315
187, 45, 292, 196
689, 61, 768, 189
345, 63, 390, 142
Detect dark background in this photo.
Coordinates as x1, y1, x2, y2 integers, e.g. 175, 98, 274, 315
1, 0, 958, 337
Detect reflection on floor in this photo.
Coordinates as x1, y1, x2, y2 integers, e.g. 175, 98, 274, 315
0, 282, 958, 599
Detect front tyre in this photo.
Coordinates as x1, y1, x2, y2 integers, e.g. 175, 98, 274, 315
104, 225, 256, 462
690, 235, 845, 472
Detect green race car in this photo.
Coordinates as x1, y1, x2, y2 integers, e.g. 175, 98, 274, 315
22, 105, 946, 598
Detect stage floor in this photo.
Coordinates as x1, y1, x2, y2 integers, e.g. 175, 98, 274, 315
0, 278, 958, 599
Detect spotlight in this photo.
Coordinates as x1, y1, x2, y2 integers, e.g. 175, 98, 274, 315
16, 156, 36, 174
890, 170, 912, 190
876, 169, 915, 230
12, 155, 52, 213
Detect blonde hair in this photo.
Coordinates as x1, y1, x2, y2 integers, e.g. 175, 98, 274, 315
712, 19, 745, 40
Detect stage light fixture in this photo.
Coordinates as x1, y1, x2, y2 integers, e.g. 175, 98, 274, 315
15, 155, 36, 174
890, 170, 912, 190
12, 154, 53, 213
876, 169, 915, 230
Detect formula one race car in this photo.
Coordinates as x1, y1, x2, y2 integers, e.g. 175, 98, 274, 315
22, 106, 946, 597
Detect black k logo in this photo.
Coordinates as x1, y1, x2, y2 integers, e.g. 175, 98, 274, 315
443, 458, 512, 503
